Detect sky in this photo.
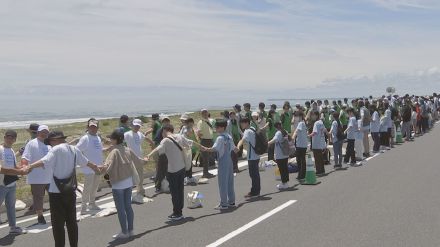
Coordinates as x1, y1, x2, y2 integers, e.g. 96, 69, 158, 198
1, 0, 440, 93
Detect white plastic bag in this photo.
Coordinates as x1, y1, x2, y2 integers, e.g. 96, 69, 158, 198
187, 191, 203, 209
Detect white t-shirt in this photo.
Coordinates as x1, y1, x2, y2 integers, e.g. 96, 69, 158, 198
76, 133, 103, 175
272, 131, 289, 160
22, 138, 52, 184
41, 143, 89, 193
311, 120, 326, 150
242, 128, 260, 161
124, 131, 145, 158
157, 134, 193, 173
0, 146, 17, 187
370, 111, 380, 133
111, 176, 133, 190
295, 121, 308, 148
346, 117, 358, 140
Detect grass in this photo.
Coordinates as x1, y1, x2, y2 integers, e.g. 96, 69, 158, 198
3, 110, 224, 203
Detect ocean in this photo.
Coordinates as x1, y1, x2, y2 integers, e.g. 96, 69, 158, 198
0, 84, 351, 129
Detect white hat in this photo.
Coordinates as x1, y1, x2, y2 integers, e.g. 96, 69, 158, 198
132, 119, 143, 127
180, 113, 189, 120
37, 125, 49, 132
251, 112, 259, 117
201, 108, 208, 113
160, 115, 170, 121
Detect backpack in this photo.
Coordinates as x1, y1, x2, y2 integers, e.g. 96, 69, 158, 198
249, 127, 268, 155
336, 121, 345, 141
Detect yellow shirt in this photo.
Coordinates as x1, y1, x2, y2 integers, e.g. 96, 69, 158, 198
197, 119, 214, 139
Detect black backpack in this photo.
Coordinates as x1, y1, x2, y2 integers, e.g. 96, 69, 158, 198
336, 121, 346, 141
249, 127, 268, 155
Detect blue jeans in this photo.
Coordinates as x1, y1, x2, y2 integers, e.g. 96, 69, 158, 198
218, 157, 235, 206
112, 187, 134, 234
333, 140, 343, 165
248, 159, 261, 196
0, 185, 16, 227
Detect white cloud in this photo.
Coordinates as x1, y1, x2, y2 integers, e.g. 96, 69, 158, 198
0, 0, 439, 91
370, 0, 440, 10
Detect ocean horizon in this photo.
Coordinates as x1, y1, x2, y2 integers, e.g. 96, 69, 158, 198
0, 85, 359, 129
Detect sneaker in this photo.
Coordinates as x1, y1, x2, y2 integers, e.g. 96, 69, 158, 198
214, 204, 228, 210
37, 215, 46, 225
168, 214, 184, 221
80, 205, 88, 215
9, 227, 27, 235
201, 173, 215, 179
233, 173, 237, 177
276, 183, 289, 190
228, 203, 236, 208
112, 232, 129, 239
128, 230, 135, 237
88, 204, 101, 211
187, 177, 198, 185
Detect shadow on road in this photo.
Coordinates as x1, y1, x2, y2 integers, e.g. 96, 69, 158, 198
0, 234, 17, 246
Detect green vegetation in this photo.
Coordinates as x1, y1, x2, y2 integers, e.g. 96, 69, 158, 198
1, 110, 224, 202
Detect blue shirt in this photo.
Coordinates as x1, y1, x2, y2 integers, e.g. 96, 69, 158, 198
212, 134, 235, 160
295, 121, 308, 148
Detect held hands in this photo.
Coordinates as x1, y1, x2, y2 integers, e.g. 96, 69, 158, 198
144, 155, 150, 162
233, 147, 240, 153
19, 166, 30, 175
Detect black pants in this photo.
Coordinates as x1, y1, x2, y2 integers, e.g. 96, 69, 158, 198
276, 158, 289, 183
248, 159, 261, 196
344, 139, 356, 164
267, 143, 275, 161
312, 149, 325, 174
49, 192, 78, 247
200, 139, 214, 175
155, 154, 168, 190
167, 169, 185, 216
372, 132, 380, 152
380, 131, 389, 147
296, 148, 307, 179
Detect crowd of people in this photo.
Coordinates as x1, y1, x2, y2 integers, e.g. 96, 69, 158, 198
0, 93, 438, 247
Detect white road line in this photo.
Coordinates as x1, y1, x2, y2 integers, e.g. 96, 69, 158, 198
0, 156, 266, 230
206, 200, 297, 247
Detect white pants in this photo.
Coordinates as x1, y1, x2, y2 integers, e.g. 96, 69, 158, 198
82, 174, 100, 205
135, 163, 145, 196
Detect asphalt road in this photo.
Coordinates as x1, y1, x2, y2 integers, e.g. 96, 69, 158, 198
1, 124, 440, 247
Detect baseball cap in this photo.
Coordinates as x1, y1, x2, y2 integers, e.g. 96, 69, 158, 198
161, 115, 170, 122
180, 113, 189, 121
132, 119, 143, 127
37, 125, 49, 132
28, 123, 39, 133
88, 120, 99, 127
4, 130, 17, 138
201, 109, 208, 113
